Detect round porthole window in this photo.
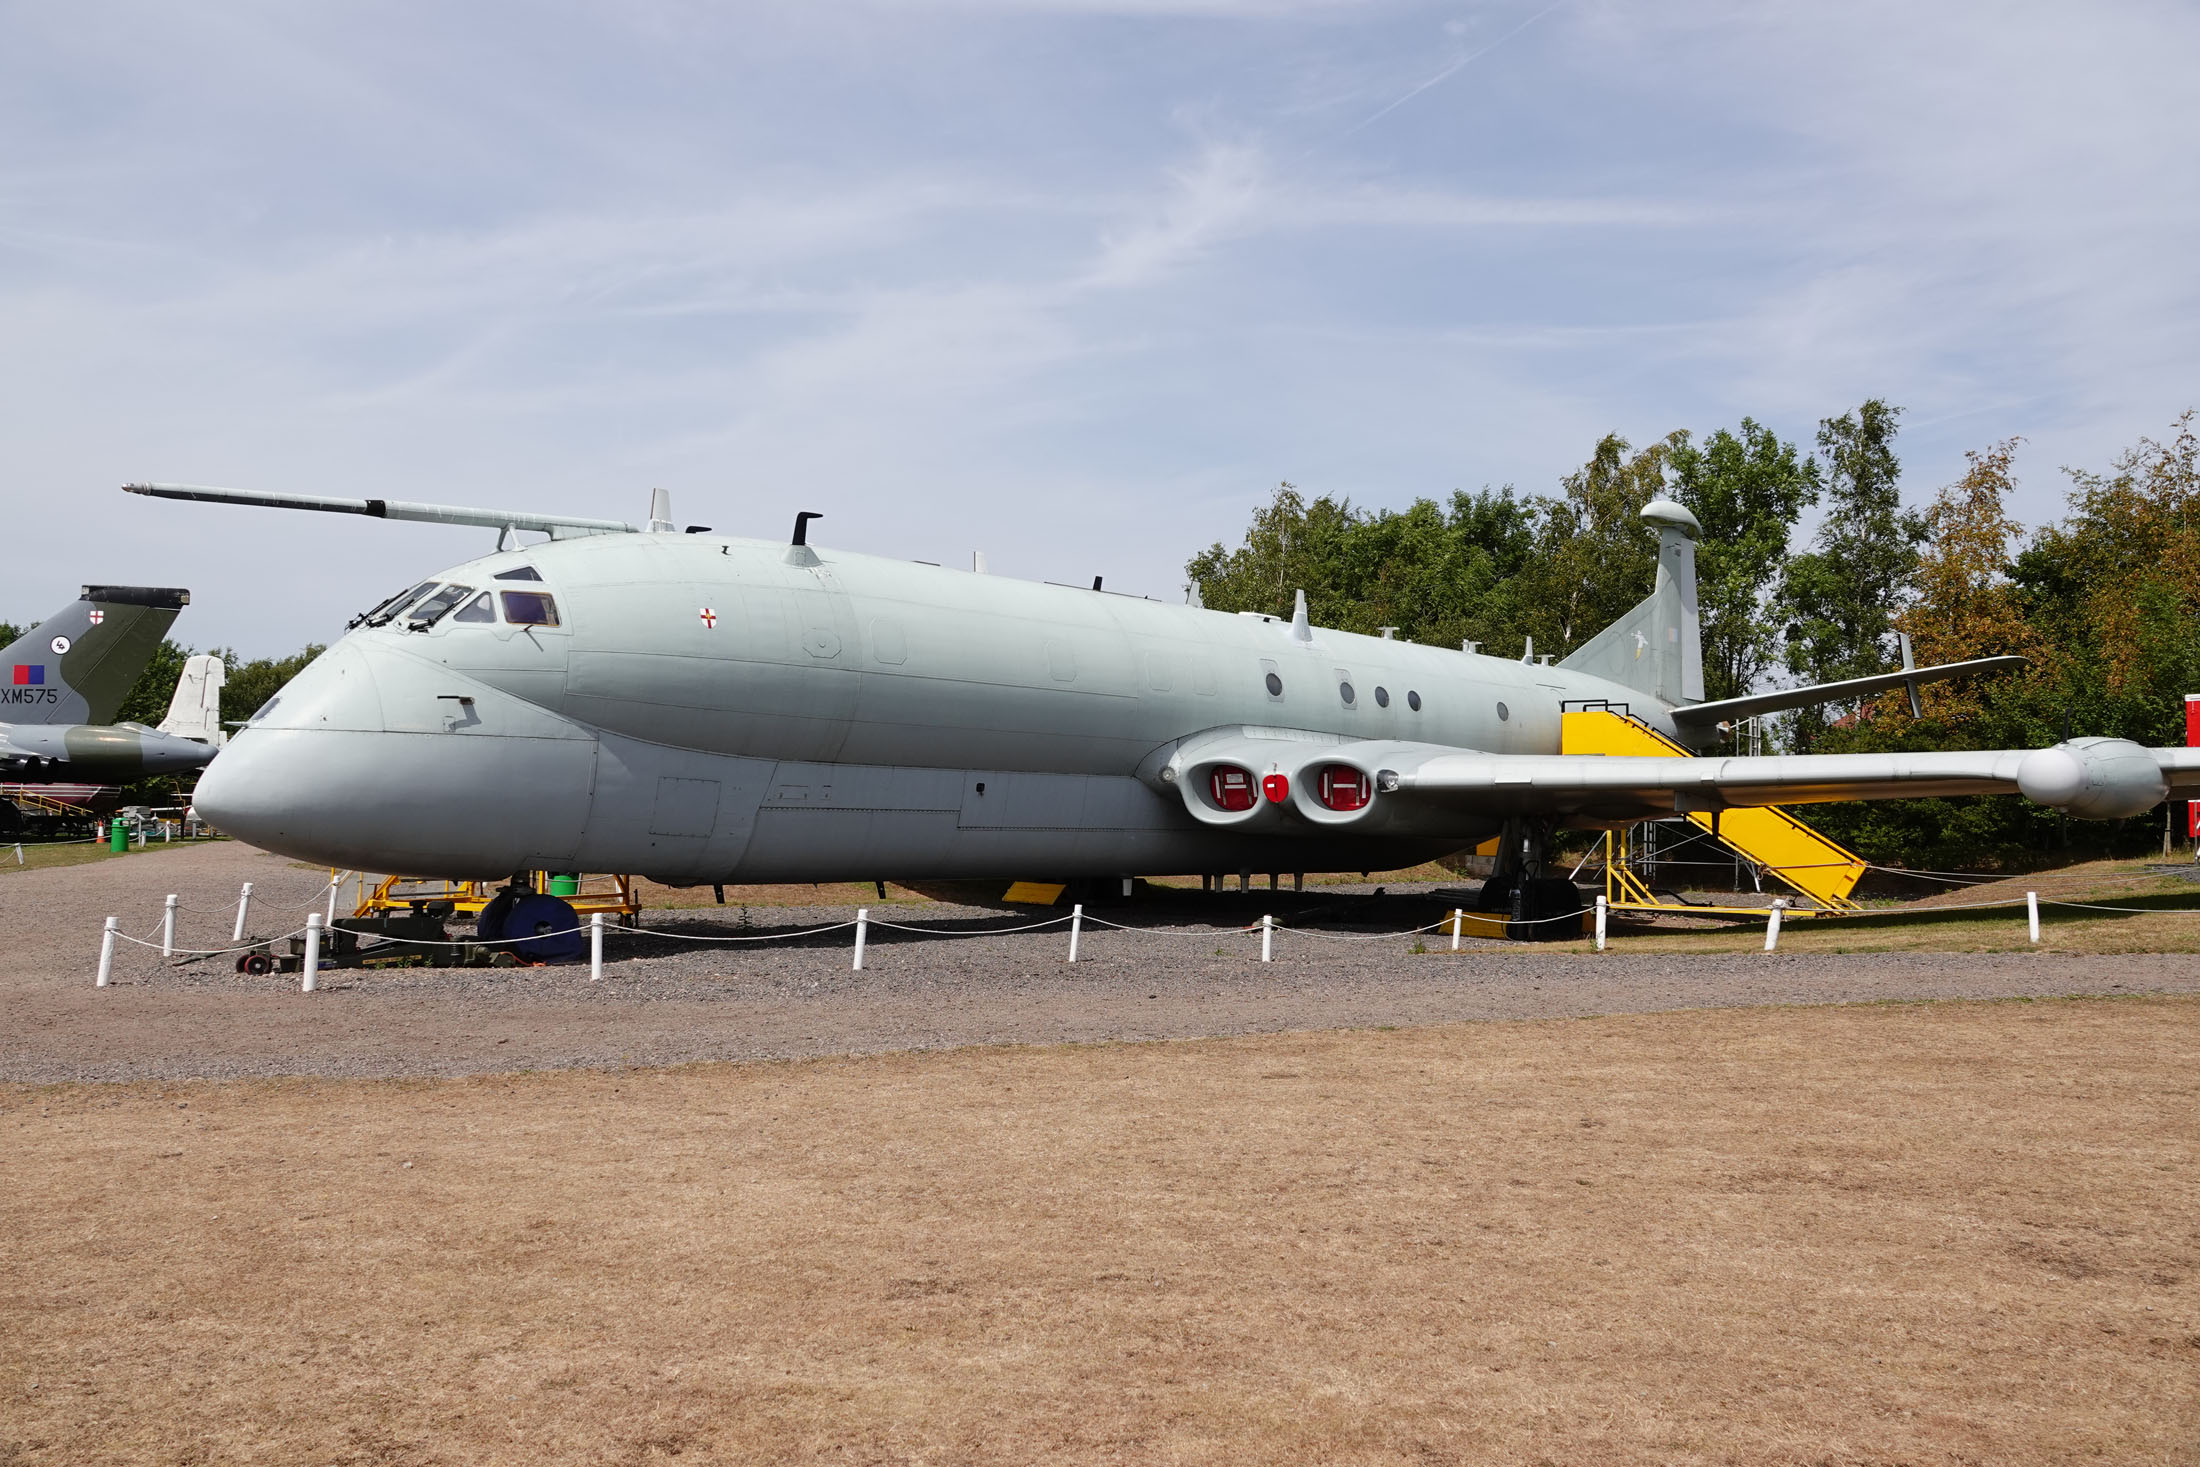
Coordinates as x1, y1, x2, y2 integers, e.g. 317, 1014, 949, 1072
1339, 681, 1356, 705
1407, 690, 1423, 712
1264, 672, 1283, 697
1374, 686, 1390, 707
1496, 701, 1509, 721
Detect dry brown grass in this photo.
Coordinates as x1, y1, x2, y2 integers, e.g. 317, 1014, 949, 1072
0, 837, 216, 877
1604, 908, 2200, 955
1595, 865, 2200, 956
4, 998, 2197, 1465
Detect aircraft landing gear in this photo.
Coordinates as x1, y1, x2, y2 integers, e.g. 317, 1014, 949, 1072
1476, 816, 1586, 941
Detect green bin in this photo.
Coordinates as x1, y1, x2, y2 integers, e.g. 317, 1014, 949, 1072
108, 817, 127, 853
548, 873, 581, 897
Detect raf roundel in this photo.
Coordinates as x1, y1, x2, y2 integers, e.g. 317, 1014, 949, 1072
49, 636, 71, 655
698, 607, 718, 629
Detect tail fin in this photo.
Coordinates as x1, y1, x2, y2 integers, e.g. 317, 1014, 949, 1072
0, 586, 190, 725
1557, 500, 1703, 706
156, 653, 226, 745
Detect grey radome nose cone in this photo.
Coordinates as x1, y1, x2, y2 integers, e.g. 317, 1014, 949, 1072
1641, 498, 1702, 540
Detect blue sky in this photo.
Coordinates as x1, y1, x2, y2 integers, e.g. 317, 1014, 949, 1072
5, 0, 2196, 655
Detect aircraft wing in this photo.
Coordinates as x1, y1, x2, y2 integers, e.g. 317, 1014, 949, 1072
1163, 730, 2200, 833
1394, 747, 2029, 811
1389, 742, 2200, 823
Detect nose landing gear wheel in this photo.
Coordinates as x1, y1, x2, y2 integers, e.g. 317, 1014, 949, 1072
238, 952, 275, 976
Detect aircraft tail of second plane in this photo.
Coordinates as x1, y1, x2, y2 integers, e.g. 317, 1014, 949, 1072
0, 586, 191, 726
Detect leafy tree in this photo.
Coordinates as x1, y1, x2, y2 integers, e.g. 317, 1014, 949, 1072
1186, 483, 1541, 652
113, 638, 196, 727
1511, 433, 1675, 660
1667, 419, 1820, 703
2015, 411, 2200, 748
1807, 440, 2046, 866
1812, 418, 2200, 868
1776, 400, 1924, 748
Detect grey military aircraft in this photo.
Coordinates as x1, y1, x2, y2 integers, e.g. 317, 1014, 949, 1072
132, 482, 2200, 909
0, 586, 220, 786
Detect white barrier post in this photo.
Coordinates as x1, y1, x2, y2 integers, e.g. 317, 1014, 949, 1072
1260, 913, 1274, 963
1764, 898, 1785, 952
589, 913, 604, 981
1451, 908, 1463, 951
12, 842, 21, 865
1594, 895, 1608, 951
302, 912, 322, 992
96, 916, 117, 988
232, 882, 254, 942
1068, 903, 1083, 963
2027, 890, 2040, 944
853, 908, 868, 971
326, 873, 343, 923
161, 894, 178, 957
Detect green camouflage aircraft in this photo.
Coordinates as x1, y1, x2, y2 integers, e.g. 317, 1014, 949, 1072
0, 586, 220, 789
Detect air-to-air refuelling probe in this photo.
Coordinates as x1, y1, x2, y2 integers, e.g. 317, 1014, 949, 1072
134, 482, 2200, 907
0, 586, 222, 785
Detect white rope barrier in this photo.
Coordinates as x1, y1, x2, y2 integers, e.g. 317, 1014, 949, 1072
112, 923, 314, 956
92, 876, 2200, 988
866, 915, 1075, 936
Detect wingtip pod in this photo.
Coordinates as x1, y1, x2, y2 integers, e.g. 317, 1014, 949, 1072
2016, 738, 2167, 820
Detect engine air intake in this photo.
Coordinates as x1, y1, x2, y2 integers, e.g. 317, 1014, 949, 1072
1209, 765, 1257, 812
1315, 764, 1371, 812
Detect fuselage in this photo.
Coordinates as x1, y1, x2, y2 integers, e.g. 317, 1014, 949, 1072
193, 532, 1681, 882
0, 722, 217, 782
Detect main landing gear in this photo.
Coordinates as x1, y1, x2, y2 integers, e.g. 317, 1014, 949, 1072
1476, 816, 1588, 941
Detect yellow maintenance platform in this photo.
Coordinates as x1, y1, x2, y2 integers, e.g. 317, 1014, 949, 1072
1561, 709, 1866, 914
348, 871, 644, 925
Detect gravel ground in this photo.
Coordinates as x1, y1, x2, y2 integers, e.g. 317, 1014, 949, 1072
4, 840, 2196, 1084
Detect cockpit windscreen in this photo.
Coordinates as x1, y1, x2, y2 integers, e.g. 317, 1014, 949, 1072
405, 584, 473, 628
354, 580, 439, 629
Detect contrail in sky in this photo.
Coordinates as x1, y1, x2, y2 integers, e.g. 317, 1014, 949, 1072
1345, 1, 1566, 136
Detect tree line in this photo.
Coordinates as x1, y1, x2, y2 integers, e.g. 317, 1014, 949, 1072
1189, 406, 2200, 869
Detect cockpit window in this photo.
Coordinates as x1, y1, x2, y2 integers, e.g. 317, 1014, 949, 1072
500, 591, 560, 627
355, 580, 439, 629
453, 591, 496, 623
494, 565, 543, 582
405, 584, 473, 628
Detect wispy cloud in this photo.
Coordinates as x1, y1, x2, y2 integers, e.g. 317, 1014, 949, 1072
1, 1, 2195, 647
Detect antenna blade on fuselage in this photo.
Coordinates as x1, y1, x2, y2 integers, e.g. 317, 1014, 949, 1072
122, 483, 640, 539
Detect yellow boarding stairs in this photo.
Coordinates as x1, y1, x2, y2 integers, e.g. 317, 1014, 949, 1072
12, 789, 96, 819
1561, 709, 1865, 916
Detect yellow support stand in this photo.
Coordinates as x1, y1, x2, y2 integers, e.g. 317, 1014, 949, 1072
354, 872, 644, 925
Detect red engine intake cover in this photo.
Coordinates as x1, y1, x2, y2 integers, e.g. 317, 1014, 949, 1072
1209, 766, 1257, 812
1316, 764, 1371, 812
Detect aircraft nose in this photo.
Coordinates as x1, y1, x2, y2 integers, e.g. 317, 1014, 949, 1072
188, 736, 277, 842
191, 636, 597, 876
190, 642, 384, 849
141, 733, 221, 776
